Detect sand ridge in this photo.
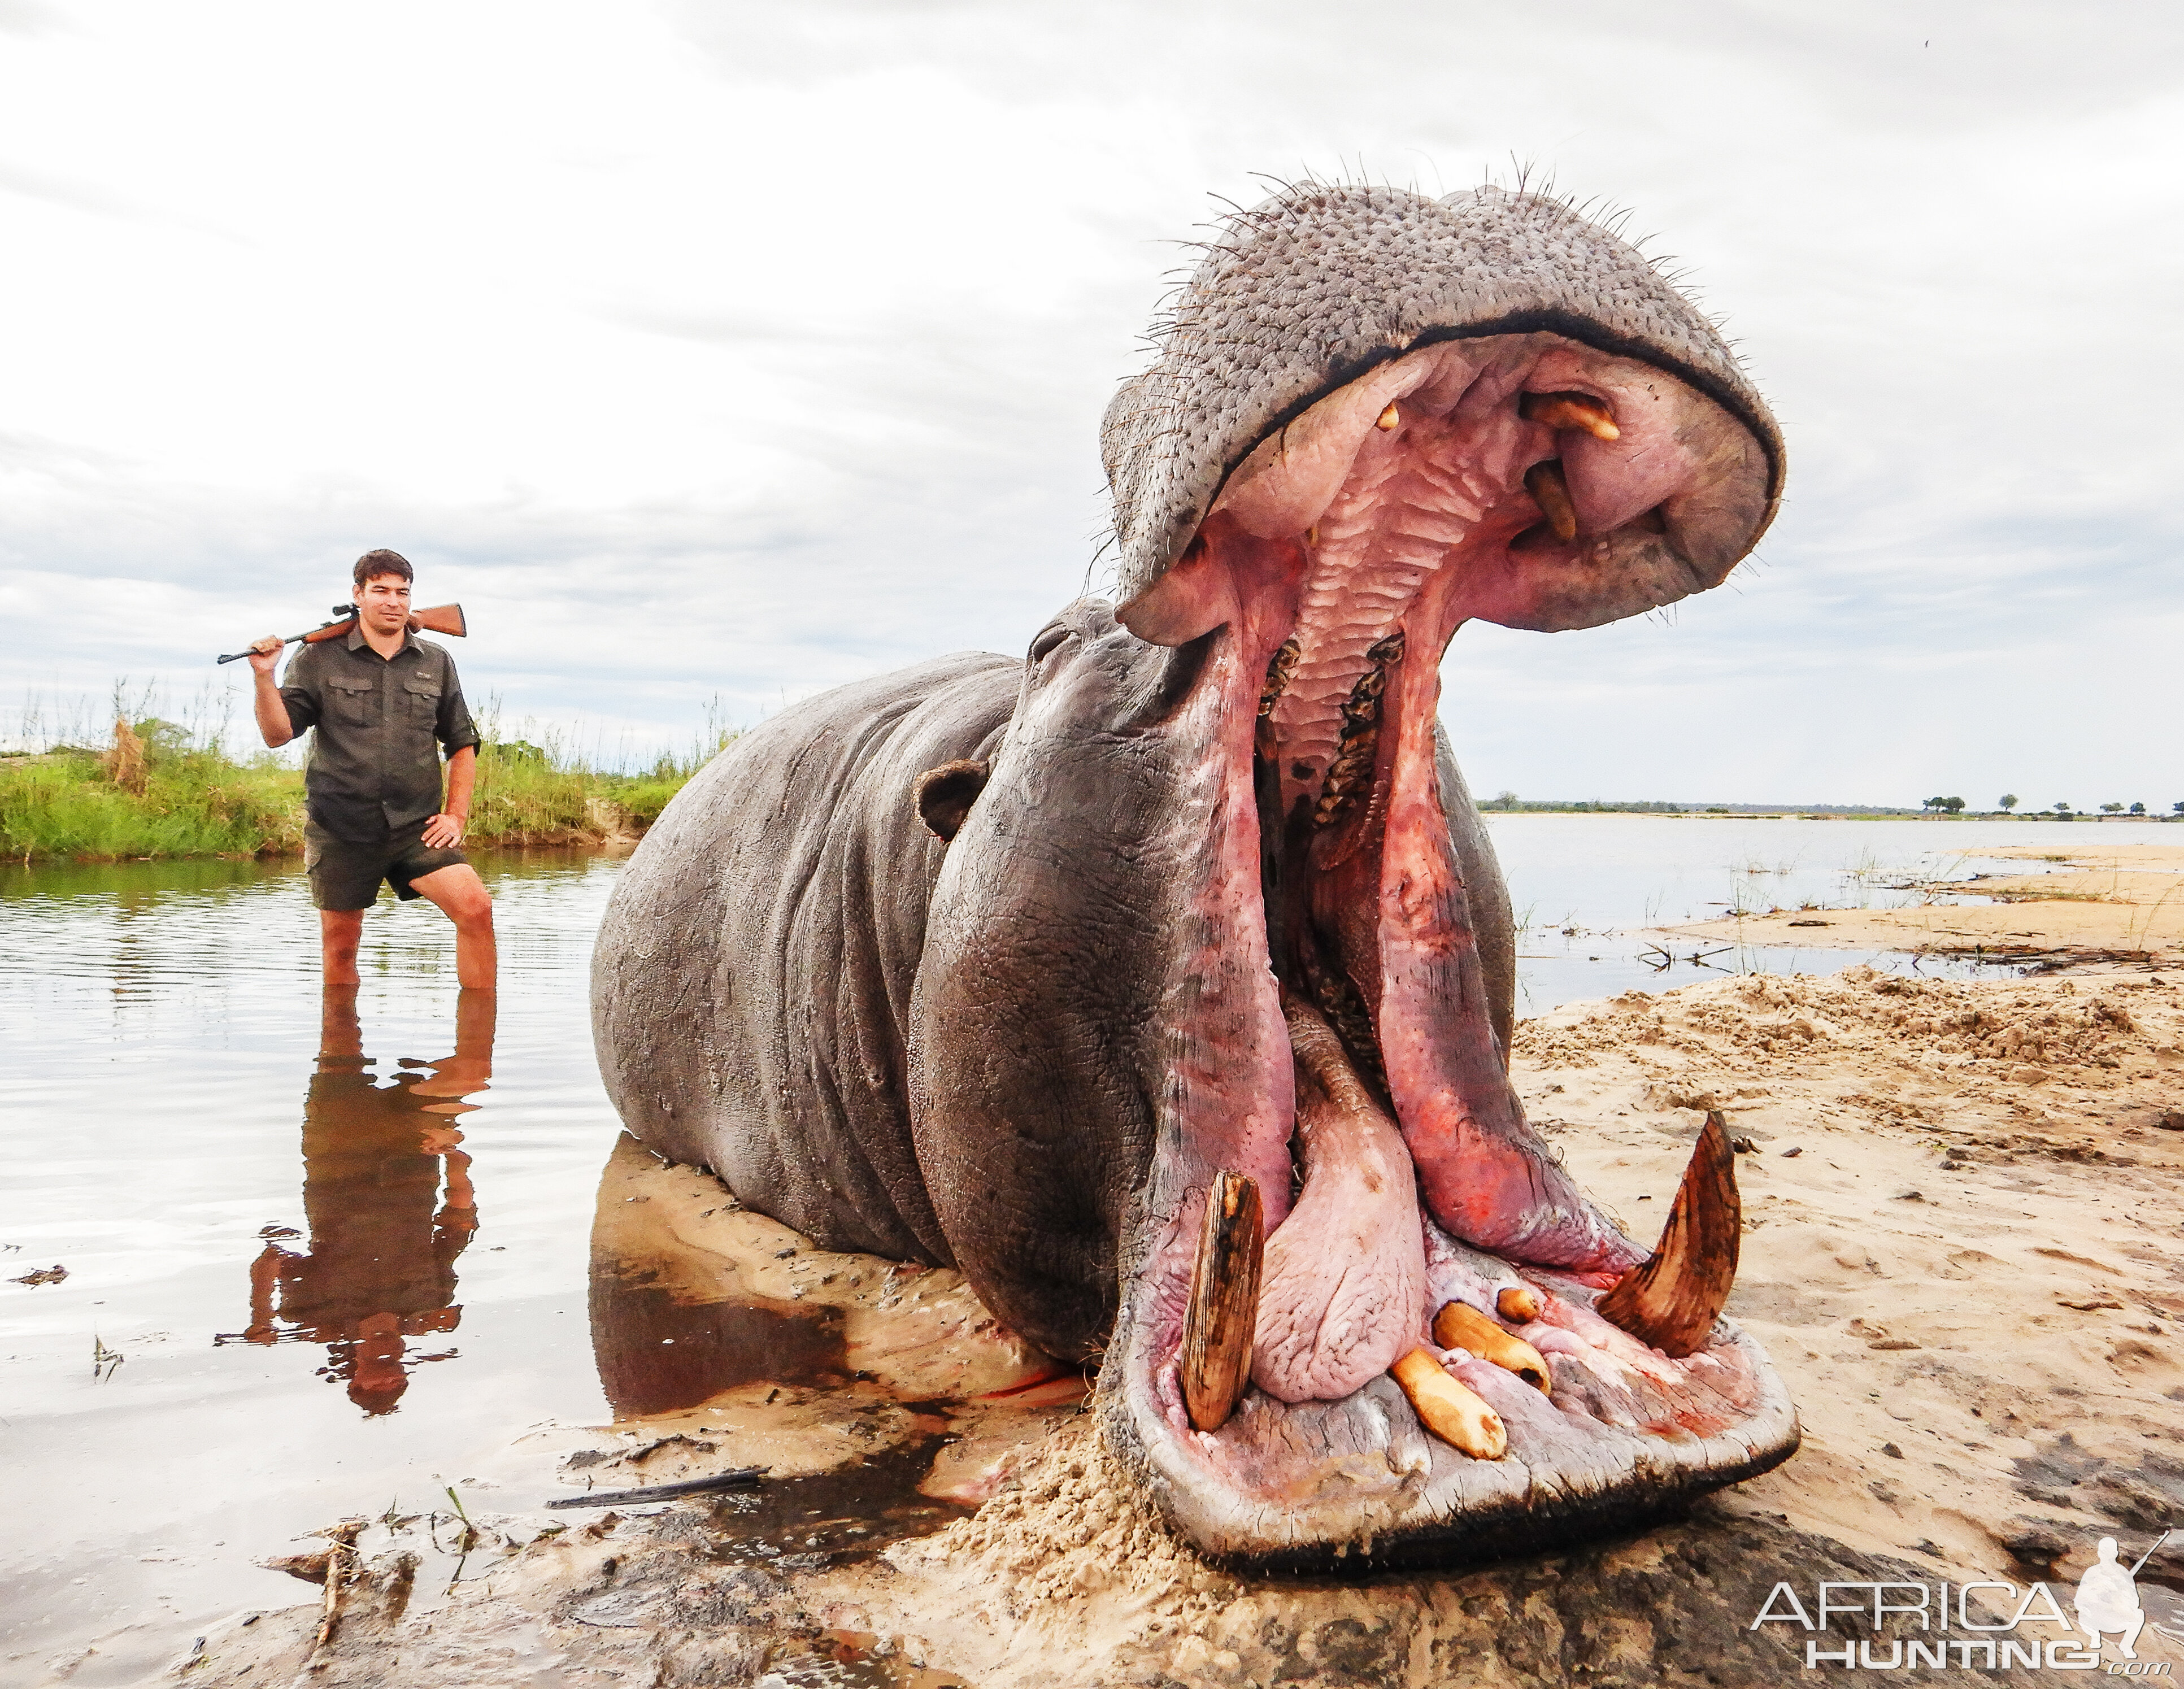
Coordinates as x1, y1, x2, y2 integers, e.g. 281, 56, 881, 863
1672, 839, 2184, 960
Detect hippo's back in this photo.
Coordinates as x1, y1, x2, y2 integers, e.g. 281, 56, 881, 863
590, 651, 1019, 1264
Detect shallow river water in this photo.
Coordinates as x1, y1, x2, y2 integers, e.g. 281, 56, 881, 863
1, 816, 2172, 1683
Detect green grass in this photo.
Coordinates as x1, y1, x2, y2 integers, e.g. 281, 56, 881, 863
1, 712, 734, 863
1, 742, 306, 863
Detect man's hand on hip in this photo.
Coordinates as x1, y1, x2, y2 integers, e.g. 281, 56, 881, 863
422, 813, 466, 850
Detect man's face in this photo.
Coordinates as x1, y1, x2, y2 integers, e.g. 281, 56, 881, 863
353, 572, 412, 633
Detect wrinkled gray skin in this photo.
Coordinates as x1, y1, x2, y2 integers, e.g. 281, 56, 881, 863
1103, 183, 1782, 617
594, 182, 1792, 1566
594, 612, 1509, 1357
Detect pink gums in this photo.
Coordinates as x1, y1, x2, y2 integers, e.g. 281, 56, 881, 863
1122, 332, 1764, 1403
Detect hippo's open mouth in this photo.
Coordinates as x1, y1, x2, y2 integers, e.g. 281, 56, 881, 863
594, 179, 1801, 1570
1102, 332, 1797, 1564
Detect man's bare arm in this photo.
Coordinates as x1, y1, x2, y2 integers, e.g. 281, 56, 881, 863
423, 745, 476, 850
247, 639, 294, 748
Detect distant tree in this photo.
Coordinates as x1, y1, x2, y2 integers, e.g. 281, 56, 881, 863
1922, 796, 1945, 813
2101, 802, 2126, 815
2053, 802, 2072, 815
1941, 796, 1965, 814
2130, 802, 2147, 815
2174, 801, 2184, 816
1999, 794, 2019, 811
1490, 790, 1519, 811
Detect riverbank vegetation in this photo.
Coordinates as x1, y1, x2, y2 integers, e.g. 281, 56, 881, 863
1, 699, 734, 863
1482, 793, 2180, 820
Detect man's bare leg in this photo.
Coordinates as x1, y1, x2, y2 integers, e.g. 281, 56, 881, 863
408, 864, 497, 989
320, 911, 365, 985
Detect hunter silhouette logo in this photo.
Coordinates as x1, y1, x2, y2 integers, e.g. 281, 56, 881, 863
2077, 1536, 2147, 1660
2078, 1530, 2181, 1663
1751, 1530, 2182, 1671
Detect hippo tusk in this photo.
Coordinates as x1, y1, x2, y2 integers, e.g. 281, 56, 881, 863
1520, 390, 1621, 441
1524, 459, 1579, 542
1181, 1170, 1264, 1432
1432, 1301, 1552, 1393
1595, 1111, 1741, 1359
1390, 1349, 1507, 1459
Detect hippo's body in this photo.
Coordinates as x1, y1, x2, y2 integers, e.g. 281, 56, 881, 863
594, 181, 1797, 1565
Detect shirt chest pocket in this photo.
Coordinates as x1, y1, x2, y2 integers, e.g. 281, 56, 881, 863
402, 677, 442, 725
325, 674, 377, 726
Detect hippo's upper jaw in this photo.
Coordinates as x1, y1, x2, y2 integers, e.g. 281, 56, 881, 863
919, 185, 1795, 1566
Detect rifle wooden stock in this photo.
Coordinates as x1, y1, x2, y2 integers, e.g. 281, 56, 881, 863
217, 604, 466, 664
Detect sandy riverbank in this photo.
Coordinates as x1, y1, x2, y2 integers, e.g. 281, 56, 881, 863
1670, 842, 2184, 963
184, 968, 2184, 1688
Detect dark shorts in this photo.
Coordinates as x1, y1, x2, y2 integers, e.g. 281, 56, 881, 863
304, 821, 468, 912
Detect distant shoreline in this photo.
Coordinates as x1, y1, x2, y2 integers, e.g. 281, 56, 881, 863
1480, 803, 2177, 821
1664, 839, 2184, 970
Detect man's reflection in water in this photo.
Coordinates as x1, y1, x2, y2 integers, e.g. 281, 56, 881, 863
240, 987, 494, 1413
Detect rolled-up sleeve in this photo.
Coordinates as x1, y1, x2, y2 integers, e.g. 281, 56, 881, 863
436, 658, 481, 755
280, 650, 322, 735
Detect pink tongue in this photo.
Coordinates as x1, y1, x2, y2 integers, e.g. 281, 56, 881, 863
1250, 1003, 1427, 1404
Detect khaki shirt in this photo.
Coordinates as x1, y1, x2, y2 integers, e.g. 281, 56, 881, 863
280, 627, 481, 842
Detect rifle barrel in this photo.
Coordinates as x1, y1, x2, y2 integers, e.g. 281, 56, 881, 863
216, 627, 328, 665
215, 603, 462, 665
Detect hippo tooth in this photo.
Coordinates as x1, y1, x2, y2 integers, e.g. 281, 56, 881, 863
1389, 1348, 1507, 1459
1594, 1111, 1742, 1359
1495, 1283, 1543, 1324
1524, 459, 1579, 542
1181, 1170, 1264, 1432
1376, 402, 1400, 430
1258, 638, 1300, 717
1430, 1301, 1552, 1393
1520, 390, 1621, 441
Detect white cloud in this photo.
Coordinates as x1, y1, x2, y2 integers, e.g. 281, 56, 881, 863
1, 0, 2178, 804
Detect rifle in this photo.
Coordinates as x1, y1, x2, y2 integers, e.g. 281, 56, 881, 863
217, 603, 467, 665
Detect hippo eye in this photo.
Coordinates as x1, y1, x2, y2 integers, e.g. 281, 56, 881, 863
1028, 624, 1072, 664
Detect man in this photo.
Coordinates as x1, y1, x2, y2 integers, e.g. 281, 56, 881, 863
249, 550, 496, 987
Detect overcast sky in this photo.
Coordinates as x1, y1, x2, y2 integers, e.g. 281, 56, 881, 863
2, 1, 2177, 806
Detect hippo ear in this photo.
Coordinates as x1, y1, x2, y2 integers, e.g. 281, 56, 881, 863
914, 759, 990, 843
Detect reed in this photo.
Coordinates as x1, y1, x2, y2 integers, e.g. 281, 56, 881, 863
1, 686, 738, 863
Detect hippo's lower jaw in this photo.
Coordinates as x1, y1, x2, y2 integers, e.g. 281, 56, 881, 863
1099, 333, 1798, 1564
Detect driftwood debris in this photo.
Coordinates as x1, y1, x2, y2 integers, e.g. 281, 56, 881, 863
545, 1466, 769, 1509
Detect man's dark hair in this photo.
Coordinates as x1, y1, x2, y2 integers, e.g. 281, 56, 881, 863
354, 549, 414, 587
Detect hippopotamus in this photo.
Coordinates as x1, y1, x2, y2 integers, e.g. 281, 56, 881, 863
592, 180, 1798, 1567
